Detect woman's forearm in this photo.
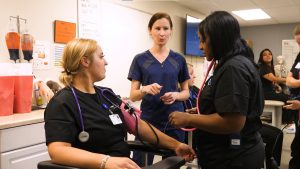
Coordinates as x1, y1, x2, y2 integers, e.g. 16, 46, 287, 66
188, 113, 246, 134
276, 77, 286, 84
129, 88, 145, 102
48, 143, 104, 169
137, 120, 179, 151
286, 76, 300, 88
176, 89, 190, 101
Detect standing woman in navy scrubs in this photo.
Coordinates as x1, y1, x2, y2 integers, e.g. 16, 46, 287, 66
169, 11, 265, 169
128, 12, 190, 166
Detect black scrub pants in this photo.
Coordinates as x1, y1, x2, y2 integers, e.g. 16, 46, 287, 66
289, 124, 300, 169
259, 124, 283, 169
198, 138, 265, 169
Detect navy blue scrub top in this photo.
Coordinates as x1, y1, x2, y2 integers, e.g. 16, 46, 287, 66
128, 50, 190, 129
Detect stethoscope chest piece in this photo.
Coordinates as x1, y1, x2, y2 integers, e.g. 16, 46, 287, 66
78, 131, 89, 142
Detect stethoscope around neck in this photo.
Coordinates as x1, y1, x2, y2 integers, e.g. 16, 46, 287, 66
70, 86, 121, 143
181, 59, 215, 132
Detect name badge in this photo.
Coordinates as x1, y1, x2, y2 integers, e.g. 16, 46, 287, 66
231, 139, 241, 146
295, 62, 300, 69
109, 114, 122, 125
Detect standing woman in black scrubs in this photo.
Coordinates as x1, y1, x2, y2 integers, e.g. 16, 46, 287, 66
285, 23, 300, 169
169, 11, 265, 169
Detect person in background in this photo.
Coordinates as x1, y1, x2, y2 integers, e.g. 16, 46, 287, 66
44, 38, 195, 169
183, 63, 199, 111
285, 23, 300, 169
33, 80, 54, 107
258, 48, 296, 133
127, 12, 190, 166
169, 11, 265, 169
46, 80, 62, 94
259, 124, 283, 169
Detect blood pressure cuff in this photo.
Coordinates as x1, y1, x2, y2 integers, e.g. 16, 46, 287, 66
120, 100, 141, 135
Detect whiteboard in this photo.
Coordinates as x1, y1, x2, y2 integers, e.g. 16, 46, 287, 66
282, 39, 299, 71
78, 0, 152, 97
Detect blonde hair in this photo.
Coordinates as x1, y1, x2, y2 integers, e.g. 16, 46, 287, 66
293, 24, 300, 36
59, 38, 98, 86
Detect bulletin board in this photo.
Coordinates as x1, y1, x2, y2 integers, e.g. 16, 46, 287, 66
78, 0, 152, 97
282, 39, 299, 70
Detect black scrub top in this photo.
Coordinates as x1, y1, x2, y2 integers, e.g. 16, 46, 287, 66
195, 55, 264, 168
290, 52, 300, 97
259, 64, 275, 93
44, 86, 130, 157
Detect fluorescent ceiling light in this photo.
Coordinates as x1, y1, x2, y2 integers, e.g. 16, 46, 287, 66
232, 9, 271, 20
187, 15, 202, 23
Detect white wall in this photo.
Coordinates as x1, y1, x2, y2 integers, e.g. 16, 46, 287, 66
0, 0, 77, 81
0, 0, 205, 89
241, 23, 299, 63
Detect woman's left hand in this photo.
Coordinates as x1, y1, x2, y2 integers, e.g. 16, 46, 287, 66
175, 143, 196, 162
168, 111, 191, 128
160, 92, 178, 105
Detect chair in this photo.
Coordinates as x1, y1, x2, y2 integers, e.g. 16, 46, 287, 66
38, 157, 185, 169
37, 141, 186, 169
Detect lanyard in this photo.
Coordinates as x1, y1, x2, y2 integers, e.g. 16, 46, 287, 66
70, 87, 85, 132
181, 59, 215, 132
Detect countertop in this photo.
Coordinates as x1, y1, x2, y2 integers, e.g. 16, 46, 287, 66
0, 109, 44, 130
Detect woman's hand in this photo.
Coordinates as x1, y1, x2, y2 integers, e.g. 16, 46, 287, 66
38, 81, 54, 102
174, 143, 196, 162
283, 100, 300, 110
105, 157, 140, 169
185, 108, 197, 114
142, 83, 162, 95
168, 111, 191, 128
160, 92, 178, 105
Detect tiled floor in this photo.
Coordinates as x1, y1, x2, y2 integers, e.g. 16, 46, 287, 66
280, 131, 294, 169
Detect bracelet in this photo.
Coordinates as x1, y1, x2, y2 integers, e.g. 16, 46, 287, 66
100, 155, 110, 169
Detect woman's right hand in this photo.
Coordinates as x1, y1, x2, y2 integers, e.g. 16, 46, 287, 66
105, 157, 140, 169
283, 100, 300, 110
142, 83, 162, 95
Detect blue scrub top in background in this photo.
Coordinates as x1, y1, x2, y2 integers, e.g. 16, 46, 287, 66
128, 50, 190, 129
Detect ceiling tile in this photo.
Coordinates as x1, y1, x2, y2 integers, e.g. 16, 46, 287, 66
211, 0, 257, 11
251, 0, 294, 8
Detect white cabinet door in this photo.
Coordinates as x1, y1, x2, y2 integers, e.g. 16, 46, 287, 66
1, 143, 50, 169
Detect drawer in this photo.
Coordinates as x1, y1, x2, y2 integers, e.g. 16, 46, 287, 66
0, 122, 45, 152
1, 143, 50, 169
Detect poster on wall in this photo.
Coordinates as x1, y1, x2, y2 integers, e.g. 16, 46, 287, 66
32, 40, 51, 69
282, 39, 298, 70
78, 0, 101, 43
54, 20, 76, 44
54, 44, 65, 67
